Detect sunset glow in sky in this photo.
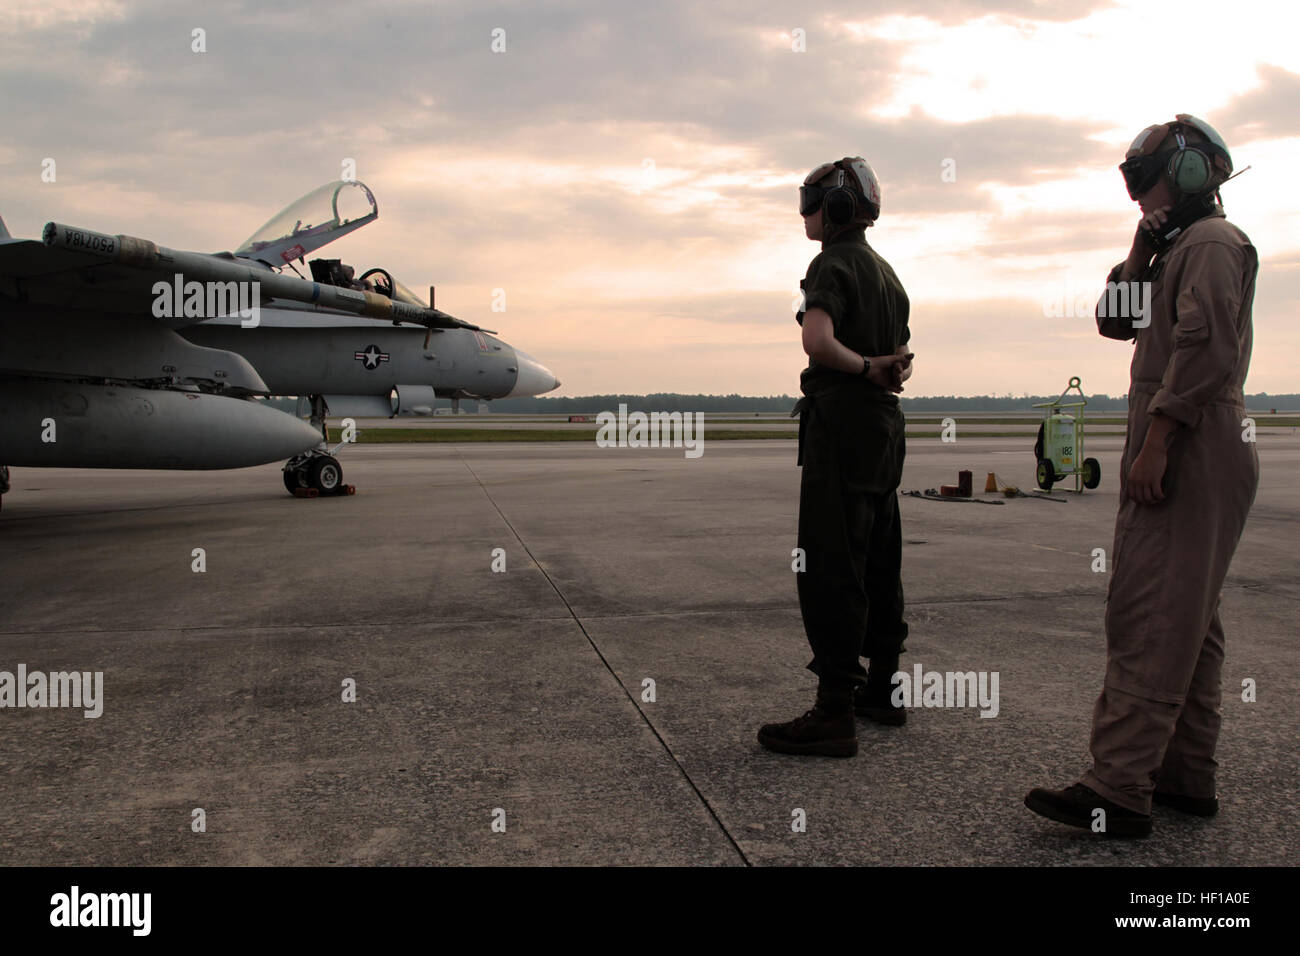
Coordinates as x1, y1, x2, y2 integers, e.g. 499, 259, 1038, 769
3, 0, 1297, 397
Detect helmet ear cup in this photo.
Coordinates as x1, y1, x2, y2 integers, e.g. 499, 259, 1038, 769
1169, 148, 1212, 193
824, 187, 856, 225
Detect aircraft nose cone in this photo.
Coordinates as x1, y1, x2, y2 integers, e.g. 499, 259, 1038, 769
509, 350, 560, 397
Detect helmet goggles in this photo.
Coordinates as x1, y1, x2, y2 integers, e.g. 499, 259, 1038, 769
1119, 152, 1171, 200
799, 163, 841, 216
799, 184, 829, 216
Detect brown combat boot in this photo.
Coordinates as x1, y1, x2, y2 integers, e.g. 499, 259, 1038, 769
758, 685, 857, 757
1024, 783, 1153, 838
1153, 790, 1219, 817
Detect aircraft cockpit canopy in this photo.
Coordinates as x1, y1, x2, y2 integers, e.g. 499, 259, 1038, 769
307, 258, 428, 307
236, 180, 379, 267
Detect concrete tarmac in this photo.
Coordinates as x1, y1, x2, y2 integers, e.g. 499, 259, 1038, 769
1, 435, 1296, 866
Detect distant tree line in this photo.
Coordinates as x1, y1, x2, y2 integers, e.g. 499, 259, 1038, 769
266, 392, 1299, 415
484, 392, 1300, 413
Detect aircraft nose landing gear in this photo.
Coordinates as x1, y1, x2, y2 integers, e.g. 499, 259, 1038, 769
283, 452, 354, 496
282, 394, 356, 497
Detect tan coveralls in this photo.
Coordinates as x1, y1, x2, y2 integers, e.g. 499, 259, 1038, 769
1084, 208, 1259, 814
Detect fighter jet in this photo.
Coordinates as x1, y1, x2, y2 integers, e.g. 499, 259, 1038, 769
0, 180, 561, 507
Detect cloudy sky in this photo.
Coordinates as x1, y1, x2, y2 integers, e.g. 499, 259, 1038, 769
3, 0, 1297, 397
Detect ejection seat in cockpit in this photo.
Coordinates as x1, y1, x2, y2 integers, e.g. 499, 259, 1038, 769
309, 257, 353, 289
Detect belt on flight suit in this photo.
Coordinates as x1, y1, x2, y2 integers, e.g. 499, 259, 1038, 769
792, 385, 899, 467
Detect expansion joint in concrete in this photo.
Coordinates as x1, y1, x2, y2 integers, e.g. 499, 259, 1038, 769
456, 451, 751, 866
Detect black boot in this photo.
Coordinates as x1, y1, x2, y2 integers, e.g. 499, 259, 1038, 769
1153, 790, 1219, 817
758, 685, 857, 757
856, 654, 906, 726
1024, 783, 1153, 838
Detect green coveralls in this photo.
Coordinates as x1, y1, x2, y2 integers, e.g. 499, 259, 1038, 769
793, 226, 911, 692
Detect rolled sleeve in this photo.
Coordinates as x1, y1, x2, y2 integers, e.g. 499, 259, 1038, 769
1095, 261, 1137, 341
797, 253, 850, 330
1147, 241, 1245, 428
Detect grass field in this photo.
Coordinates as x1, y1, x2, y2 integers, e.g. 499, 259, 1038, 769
694, 415, 1300, 426
326, 426, 1132, 443
322, 411, 1294, 443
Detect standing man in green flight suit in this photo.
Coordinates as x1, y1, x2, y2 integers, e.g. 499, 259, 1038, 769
758, 157, 915, 759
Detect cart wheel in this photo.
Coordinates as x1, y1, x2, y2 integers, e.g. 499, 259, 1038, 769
1082, 457, 1101, 490
1036, 457, 1056, 491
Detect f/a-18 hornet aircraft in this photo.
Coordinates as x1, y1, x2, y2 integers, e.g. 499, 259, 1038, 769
0, 180, 560, 507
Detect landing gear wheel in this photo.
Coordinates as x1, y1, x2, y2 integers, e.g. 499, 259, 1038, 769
307, 455, 343, 495
283, 468, 306, 494
1082, 457, 1101, 490
1036, 457, 1056, 491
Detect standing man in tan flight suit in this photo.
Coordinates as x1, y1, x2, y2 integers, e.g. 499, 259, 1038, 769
1026, 115, 1259, 838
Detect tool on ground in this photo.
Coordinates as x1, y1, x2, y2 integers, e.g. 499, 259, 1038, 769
939, 470, 974, 497
901, 489, 1006, 505
922, 473, 1069, 506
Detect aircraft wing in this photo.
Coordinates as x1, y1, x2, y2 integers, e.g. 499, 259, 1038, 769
0, 224, 491, 334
